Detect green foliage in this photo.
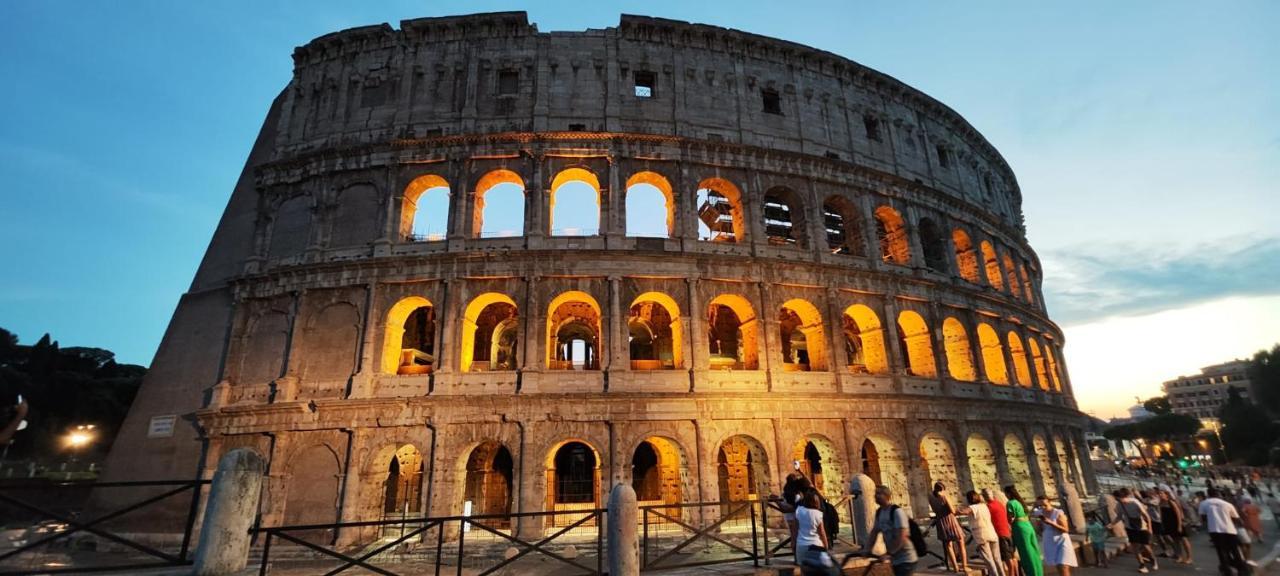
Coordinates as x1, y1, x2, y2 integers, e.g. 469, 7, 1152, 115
1248, 344, 1280, 415
1142, 396, 1172, 415
1102, 413, 1201, 443
1218, 385, 1280, 466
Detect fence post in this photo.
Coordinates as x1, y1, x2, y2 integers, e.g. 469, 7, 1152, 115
607, 483, 638, 576
194, 448, 264, 576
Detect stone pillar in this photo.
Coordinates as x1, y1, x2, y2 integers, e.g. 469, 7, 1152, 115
850, 474, 877, 548
686, 277, 707, 373
1060, 479, 1086, 535
825, 288, 850, 373
607, 276, 625, 374
193, 449, 264, 576
607, 483, 639, 576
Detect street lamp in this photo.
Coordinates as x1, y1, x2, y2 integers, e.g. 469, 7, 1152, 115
65, 424, 96, 450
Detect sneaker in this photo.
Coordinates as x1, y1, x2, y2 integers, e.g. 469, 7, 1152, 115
1138, 567, 1149, 573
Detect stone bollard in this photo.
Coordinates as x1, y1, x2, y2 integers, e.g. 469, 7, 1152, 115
193, 448, 264, 576
1061, 481, 1086, 534
849, 474, 877, 548
607, 483, 639, 576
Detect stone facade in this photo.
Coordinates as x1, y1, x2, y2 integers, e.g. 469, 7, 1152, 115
103, 12, 1095, 541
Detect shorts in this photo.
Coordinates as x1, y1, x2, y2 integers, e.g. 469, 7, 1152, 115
998, 537, 1014, 561
1125, 528, 1151, 545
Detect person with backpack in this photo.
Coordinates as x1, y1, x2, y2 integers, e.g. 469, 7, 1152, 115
796, 487, 839, 575
863, 485, 920, 576
1113, 487, 1157, 573
1003, 485, 1043, 576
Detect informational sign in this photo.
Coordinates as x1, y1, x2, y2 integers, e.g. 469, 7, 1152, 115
147, 415, 177, 438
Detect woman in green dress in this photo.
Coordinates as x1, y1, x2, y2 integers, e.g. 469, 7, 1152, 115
1004, 485, 1043, 576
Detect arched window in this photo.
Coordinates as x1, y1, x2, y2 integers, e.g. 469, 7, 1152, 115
381, 297, 436, 375
941, 318, 977, 381
716, 435, 769, 504
464, 442, 514, 519
919, 433, 960, 504
1028, 338, 1050, 391
1007, 332, 1032, 387
762, 187, 807, 248
822, 195, 866, 257
874, 206, 910, 265
550, 167, 600, 236
401, 174, 449, 241
779, 299, 826, 371
1044, 341, 1063, 392
549, 441, 600, 507
918, 217, 948, 272
632, 437, 684, 506
474, 169, 525, 238
1020, 261, 1036, 306
706, 294, 759, 370
842, 304, 889, 374
976, 323, 1008, 384
628, 292, 682, 369
382, 445, 424, 514
896, 310, 937, 378
625, 171, 674, 238
1003, 251, 1023, 299
980, 240, 1004, 290
546, 291, 602, 370
952, 229, 980, 283
861, 435, 910, 513
695, 178, 745, 243
460, 293, 519, 372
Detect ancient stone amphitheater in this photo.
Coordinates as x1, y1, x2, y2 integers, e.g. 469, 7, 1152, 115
106, 12, 1095, 541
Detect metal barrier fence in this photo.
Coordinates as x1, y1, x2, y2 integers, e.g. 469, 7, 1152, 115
0, 479, 207, 575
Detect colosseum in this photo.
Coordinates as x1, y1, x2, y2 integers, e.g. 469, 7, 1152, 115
106, 11, 1096, 543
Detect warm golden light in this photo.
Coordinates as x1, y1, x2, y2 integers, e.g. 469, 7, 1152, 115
66, 425, 96, 449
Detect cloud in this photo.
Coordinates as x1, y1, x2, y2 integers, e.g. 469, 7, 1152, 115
1041, 236, 1280, 326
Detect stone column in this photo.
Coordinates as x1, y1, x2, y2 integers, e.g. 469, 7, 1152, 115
686, 277, 707, 373
880, 298, 904, 391
607, 275, 625, 375
194, 449, 264, 576
607, 484, 639, 576
825, 288, 850, 374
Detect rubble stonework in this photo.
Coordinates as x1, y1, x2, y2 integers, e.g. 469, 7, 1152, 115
103, 12, 1095, 539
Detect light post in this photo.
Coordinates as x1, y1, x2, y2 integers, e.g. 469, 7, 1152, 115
63, 424, 96, 477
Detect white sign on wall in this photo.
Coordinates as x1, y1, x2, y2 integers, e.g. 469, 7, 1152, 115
147, 415, 177, 438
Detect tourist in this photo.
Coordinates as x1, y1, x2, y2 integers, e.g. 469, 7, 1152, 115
1003, 485, 1042, 576
1239, 495, 1263, 543
795, 487, 836, 574
1158, 490, 1193, 564
773, 472, 809, 554
864, 485, 918, 576
1198, 487, 1251, 576
1035, 495, 1078, 576
1113, 487, 1157, 573
983, 488, 1019, 576
965, 491, 1004, 576
929, 482, 968, 573
1143, 490, 1170, 558
1086, 513, 1109, 568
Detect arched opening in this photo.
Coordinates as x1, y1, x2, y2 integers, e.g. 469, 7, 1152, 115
716, 435, 770, 508
707, 294, 759, 370
976, 323, 1008, 385
918, 217, 947, 272
1028, 339, 1050, 391
382, 445, 424, 516
283, 445, 341, 544
695, 178, 745, 243
919, 433, 960, 504
874, 206, 910, 265
1019, 262, 1036, 306
980, 241, 1004, 290
1033, 435, 1058, 498
1044, 342, 1064, 392
631, 437, 684, 510
550, 167, 601, 236
381, 297, 436, 375
625, 171, 674, 238
896, 310, 937, 378
464, 441, 514, 524
1003, 434, 1035, 499
792, 435, 843, 499
941, 318, 977, 382
966, 435, 998, 494
546, 291, 602, 370
762, 187, 807, 248
474, 169, 526, 238
401, 174, 450, 241
952, 229, 980, 283
843, 304, 889, 374
861, 434, 911, 513
628, 292, 682, 370
779, 299, 827, 371
460, 293, 519, 372
1003, 252, 1023, 299
1007, 332, 1033, 388
822, 195, 866, 256
1054, 436, 1077, 490
546, 440, 602, 519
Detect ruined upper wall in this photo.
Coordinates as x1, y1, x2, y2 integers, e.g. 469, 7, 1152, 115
274, 12, 1027, 233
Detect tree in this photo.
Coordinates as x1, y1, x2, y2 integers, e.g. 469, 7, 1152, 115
1138, 413, 1201, 441
1143, 396, 1173, 415
1218, 385, 1279, 466
1248, 344, 1280, 415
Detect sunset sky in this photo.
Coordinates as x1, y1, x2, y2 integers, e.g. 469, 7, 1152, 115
2, 1, 1276, 419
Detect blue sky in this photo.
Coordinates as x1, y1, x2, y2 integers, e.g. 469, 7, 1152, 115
2, 1, 1277, 417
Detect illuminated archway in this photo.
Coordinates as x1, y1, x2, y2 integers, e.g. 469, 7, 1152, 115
631, 436, 686, 509
695, 177, 745, 242
1028, 339, 1050, 391
980, 241, 1004, 291
875, 206, 910, 265
966, 435, 999, 494
791, 434, 844, 499
401, 174, 450, 241
1043, 341, 1063, 391
1003, 434, 1034, 499
463, 441, 514, 521
474, 169, 525, 238
381, 296, 436, 375
976, 323, 1008, 385
920, 432, 960, 504
822, 195, 866, 256
862, 434, 911, 513
628, 291, 683, 369
460, 292, 519, 372
625, 171, 674, 238
549, 167, 601, 236
953, 229, 980, 283
716, 434, 770, 505
545, 440, 602, 522
896, 310, 937, 377
1007, 332, 1033, 388
1003, 252, 1023, 299
382, 444, 424, 515
546, 291, 602, 370
707, 294, 759, 370
843, 304, 889, 374
941, 317, 977, 381
1019, 262, 1036, 306
779, 298, 827, 371
1033, 435, 1058, 498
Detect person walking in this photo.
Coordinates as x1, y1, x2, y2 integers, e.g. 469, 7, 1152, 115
1158, 490, 1192, 564
1086, 513, 1110, 568
1199, 487, 1251, 576
929, 482, 968, 573
1003, 486, 1042, 576
1239, 495, 1263, 543
1114, 488, 1157, 573
1035, 495, 1078, 576
795, 487, 836, 574
965, 491, 1005, 576
863, 485, 919, 576
984, 488, 1019, 576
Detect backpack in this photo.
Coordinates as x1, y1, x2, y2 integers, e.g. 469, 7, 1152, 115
885, 505, 928, 557
821, 497, 840, 542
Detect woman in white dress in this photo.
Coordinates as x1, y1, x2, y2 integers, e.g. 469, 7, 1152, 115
1035, 495, 1078, 576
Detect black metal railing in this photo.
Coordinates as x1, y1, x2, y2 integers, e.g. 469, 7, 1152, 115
0, 479, 207, 575
640, 500, 761, 570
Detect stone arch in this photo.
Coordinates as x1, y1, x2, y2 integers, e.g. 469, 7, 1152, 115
980, 241, 1004, 290
545, 439, 602, 520
460, 292, 519, 372
1043, 342, 1064, 392
1028, 338, 1050, 391
843, 304, 889, 374
625, 171, 675, 238
695, 177, 745, 243
791, 434, 844, 500
473, 168, 525, 238
546, 290, 603, 371
1032, 434, 1058, 498
779, 298, 827, 371
874, 205, 910, 265
1003, 433, 1035, 499
706, 294, 759, 370
1019, 262, 1036, 306
1053, 436, 1076, 488
330, 183, 381, 248
762, 186, 808, 248
822, 195, 866, 257
401, 174, 450, 241
966, 434, 999, 494
283, 444, 342, 544
716, 434, 770, 504
268, 194, 312, 260
918, 217, 947, 272
941, 317, 977, 382
919, 432, 960, 504
861, 433, 911, 513
1007, 332, 1033, 388
462, 441, 515, 520
379, 444, 424, 515
549, 167, 601, 236
301, 302, 360, 394
896, 310, 937, 378
381, 296, 436, 375
239, 310, 289, 385
631, 436, 687, 510
976, 323, 1009, 385
1003, 251, 1023, 299
628, 291, 683, 369
952, 228, 980, 283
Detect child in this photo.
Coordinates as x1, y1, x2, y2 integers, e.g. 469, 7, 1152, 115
1087, 513, 1109, 567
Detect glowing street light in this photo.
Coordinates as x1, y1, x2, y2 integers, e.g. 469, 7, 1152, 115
65, 424, 96, 450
